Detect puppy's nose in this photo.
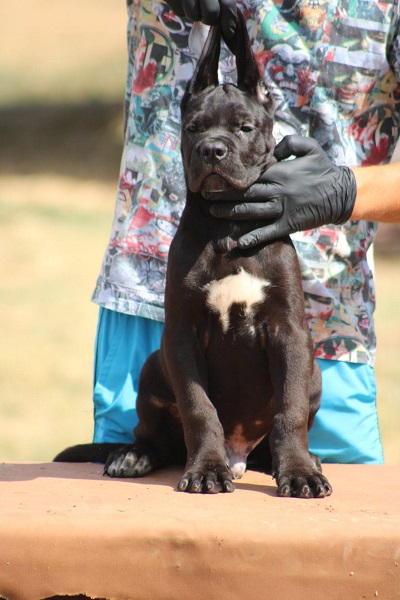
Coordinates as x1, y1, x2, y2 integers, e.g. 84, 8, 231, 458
200, 139, 228, 163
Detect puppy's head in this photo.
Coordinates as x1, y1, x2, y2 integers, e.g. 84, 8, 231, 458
181, 10, 275, 195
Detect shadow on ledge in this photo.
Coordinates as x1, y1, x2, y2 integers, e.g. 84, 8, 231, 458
45, 597, 107, 600
0, 102, 124, 182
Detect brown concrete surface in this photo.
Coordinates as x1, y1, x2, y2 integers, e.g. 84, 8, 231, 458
0, 463, 399, 600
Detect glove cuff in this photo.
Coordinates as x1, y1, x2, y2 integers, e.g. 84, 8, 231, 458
334, 167, 357, 225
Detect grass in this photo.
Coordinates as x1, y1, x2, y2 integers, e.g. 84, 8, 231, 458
0, 0, 127, 460
1, 0, 399, 464
0, 175, 114, 459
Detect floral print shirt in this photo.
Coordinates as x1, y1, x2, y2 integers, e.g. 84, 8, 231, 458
92, 0, 400, 366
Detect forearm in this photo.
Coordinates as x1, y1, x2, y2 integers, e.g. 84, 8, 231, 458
350, 163, 400, 223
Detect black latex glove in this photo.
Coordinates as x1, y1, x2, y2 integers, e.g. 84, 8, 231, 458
165, 0, 237, 40
209, 135, 357, 248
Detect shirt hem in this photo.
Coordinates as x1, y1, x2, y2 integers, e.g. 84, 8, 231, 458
92, 290, 165, 323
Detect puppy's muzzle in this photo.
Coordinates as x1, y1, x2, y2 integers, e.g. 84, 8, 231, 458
191, 136, 233, 192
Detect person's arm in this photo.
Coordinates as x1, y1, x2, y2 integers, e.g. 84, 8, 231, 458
351, 163, 400, 222
208, 136, 400, 247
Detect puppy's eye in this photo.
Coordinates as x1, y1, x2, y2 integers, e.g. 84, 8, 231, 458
241, 124, 254, 133
186, 122, 199, 133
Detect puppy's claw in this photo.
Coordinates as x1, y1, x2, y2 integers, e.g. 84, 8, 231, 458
178, 478, 189, 492
223, 479, 235, 493
205, 474, 221, 494
190, 479, 202, 493
299, 485, 312, 499
277, 482, 291, 497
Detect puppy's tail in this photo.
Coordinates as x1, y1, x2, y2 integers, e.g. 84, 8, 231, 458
53, 443, 122, 463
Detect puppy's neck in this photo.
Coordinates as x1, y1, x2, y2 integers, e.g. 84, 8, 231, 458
183, 190, 264, 255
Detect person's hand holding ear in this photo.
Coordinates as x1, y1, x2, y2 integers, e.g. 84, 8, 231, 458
208, 135, 357, 248
165, 0, 237, 41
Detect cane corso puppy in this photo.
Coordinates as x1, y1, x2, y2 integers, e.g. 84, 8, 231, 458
55, 11, 332, 499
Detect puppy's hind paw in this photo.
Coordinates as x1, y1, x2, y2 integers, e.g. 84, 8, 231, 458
104, 444, 157, 478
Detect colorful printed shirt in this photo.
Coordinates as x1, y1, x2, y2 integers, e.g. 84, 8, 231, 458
92, 0, 400, 366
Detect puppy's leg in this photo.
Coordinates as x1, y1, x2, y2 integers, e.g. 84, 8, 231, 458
308, 359, 322, 432
267, 320, 332, 499
163, 326, 235, 494
307, 360, 324, 473
104, 350, 186, 478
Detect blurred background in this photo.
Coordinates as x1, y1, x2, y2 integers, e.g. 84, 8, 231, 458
1, 1, 399, 464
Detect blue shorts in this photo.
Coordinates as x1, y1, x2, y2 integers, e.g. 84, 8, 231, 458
93, 308, 384, 464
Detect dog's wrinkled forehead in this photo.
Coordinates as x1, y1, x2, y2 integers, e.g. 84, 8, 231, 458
183, 83, 272, 126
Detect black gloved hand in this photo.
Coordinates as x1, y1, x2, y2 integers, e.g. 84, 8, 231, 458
165, 0, 237, 41
209, 135, 357, 248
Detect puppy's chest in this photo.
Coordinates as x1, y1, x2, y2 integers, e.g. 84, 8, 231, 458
202, 267, 271, 336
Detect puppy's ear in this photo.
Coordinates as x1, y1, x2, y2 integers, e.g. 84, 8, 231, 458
225, 10, 271, 107
181, 25, 221, 112
255, 80, 273, 108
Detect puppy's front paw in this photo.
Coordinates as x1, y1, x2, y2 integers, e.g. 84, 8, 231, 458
275, 467, 332, 499
104, 443, 157, 478
178, 462, 235, 494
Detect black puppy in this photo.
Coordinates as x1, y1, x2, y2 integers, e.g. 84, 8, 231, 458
55, 12, 332, 499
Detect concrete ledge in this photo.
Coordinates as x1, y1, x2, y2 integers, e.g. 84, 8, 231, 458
0, 463, 399, 600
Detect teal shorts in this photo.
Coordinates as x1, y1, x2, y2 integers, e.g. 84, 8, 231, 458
93, 308, 384, 464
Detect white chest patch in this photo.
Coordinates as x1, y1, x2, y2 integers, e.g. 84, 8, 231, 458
204, 267, 270, 333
